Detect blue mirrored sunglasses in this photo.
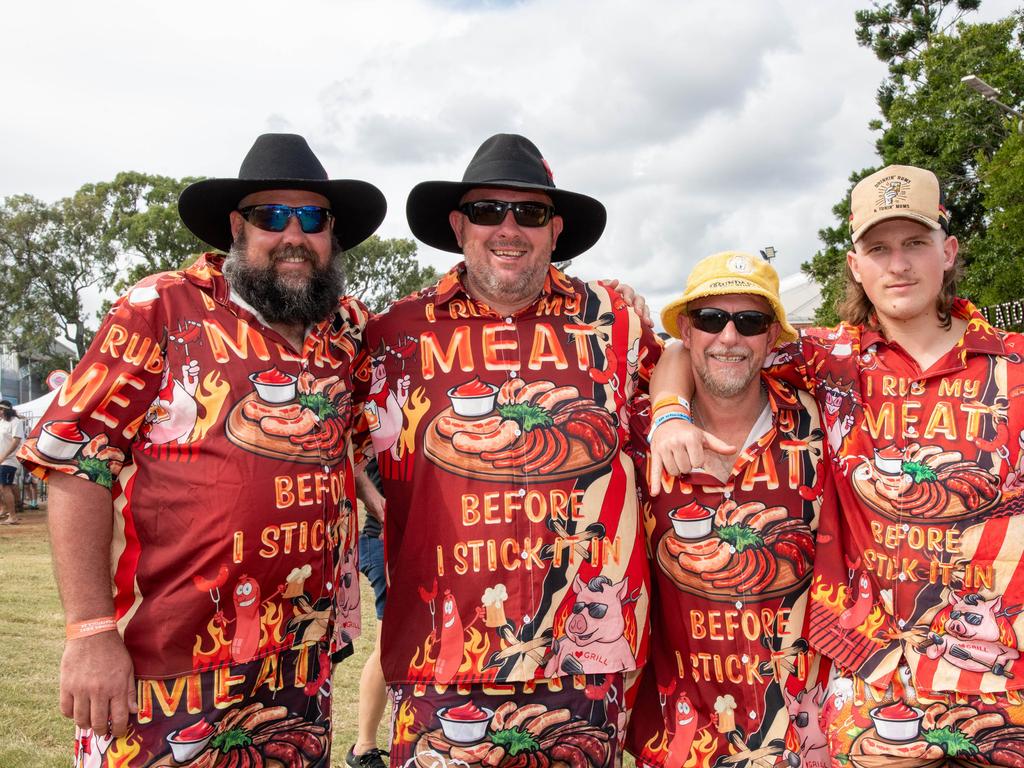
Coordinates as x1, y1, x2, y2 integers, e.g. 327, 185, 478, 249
238, 204, 332, 234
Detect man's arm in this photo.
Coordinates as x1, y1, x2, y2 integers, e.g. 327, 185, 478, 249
355, 465, 386, 523
647, 342, 733, 490
48, 471, 137, 737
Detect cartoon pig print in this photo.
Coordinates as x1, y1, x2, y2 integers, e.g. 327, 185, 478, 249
783, 684, 829, 768
925, 592, 1020, 677
544, 575, 636, 677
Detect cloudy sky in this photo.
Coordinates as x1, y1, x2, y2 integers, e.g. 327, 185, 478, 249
4, 0, 1019, 331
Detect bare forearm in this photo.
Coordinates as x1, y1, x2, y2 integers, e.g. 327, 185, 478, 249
47, 472, 116, 621
650, 340, 694, 404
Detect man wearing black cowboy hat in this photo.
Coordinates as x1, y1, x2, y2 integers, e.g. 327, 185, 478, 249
19, 133, 384, 765
353, 133, 662, 765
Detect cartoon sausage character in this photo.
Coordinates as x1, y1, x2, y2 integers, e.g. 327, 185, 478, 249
664, 693, 698, 768
839, 572, 874, 629
435, 589, 464, 684
231, 575, 263, 663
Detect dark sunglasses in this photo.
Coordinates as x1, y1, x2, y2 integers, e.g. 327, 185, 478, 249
238, 204, 332, 234
688, 308, 774, 337
572, 601, 608, 619
458, 200, 555, 227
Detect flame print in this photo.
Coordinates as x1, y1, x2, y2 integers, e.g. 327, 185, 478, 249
395, 699, 417, 746
191, 370, 231, 441
398, 386, 430, 459
105, 731, 141, 767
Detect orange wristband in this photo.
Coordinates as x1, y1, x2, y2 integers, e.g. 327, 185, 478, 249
66, 616, 117, 640
652, 395, 691, 414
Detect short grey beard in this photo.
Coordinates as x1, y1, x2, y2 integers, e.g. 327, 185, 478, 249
467, 256, 549, 309
696, 352, 760, 399
223, 230, 346, 326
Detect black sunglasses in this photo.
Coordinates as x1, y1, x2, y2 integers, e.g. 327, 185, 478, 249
572, 601, 608, 619
688, 308, 774, 337
458, 200, 555, 228
238, 204, 332, 234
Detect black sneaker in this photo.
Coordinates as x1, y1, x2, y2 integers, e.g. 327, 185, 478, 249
346, 746, 390, 768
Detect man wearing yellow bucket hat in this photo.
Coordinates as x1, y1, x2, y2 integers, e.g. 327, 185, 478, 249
647, 166, 1024, 765
625, 251, 834, 768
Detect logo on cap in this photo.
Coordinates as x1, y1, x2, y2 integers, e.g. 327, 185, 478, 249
726, 255, 754, 274
874, 174, 912, 211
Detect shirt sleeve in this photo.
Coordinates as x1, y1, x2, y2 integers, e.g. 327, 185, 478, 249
634, 322, 663, 397
762, 333, 819, 395
17, 293, 166, 489
349, 316, 379, 471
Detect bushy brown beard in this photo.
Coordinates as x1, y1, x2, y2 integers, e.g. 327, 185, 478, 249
223, 230, 346, 326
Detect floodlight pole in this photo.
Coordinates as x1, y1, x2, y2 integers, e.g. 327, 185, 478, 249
962, 74, 1024, 133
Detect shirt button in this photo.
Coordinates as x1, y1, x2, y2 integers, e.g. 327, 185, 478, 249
723, 490, 732, 500
749, 710, 757, 720
741, 654, 749, 663
735, 601, 743, 610
902, 524, 910, 532
505, 317, 514, 324
518, 488, 526, 497
898, 573, 907, 582
521, 551, 528, 560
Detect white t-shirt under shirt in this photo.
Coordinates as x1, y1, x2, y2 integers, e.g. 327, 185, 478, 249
0, 417, 25, 468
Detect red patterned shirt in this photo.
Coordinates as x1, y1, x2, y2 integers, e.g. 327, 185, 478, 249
19, 254, 365, 679
767, 299, 1024, 695
353, 263, 662, 685
626, 378, 833, 766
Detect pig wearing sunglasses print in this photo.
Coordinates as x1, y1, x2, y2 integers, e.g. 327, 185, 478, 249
544, 575, 636, 676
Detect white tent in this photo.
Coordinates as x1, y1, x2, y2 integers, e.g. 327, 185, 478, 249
14, 390, 57, 430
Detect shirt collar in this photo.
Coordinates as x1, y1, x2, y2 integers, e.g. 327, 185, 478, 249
858, 298, 1007, 358
763, 373, 804, 414
432, 261, 577, 308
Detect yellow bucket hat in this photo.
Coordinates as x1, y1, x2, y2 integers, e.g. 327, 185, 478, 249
660, 250, 798, 343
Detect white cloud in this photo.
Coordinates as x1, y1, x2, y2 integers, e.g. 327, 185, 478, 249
3, 0, 1020, 330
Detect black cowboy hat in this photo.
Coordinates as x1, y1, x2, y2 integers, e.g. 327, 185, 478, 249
406, 134, 606, 260
178, 133, 386, 252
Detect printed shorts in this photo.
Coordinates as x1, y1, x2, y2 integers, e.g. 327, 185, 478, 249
73, 642, 333, 768
388, 673, 632, 768
825, 664, 1024, 767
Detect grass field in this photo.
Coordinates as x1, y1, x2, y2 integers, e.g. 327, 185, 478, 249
0, 507, 387, 768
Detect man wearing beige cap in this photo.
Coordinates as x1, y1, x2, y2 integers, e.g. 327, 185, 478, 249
625, 251, 834, 768
650, 166, 1024, 764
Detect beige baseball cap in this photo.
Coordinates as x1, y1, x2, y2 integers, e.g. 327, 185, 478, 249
660, 251, 798, 343
849, 164, 950, 242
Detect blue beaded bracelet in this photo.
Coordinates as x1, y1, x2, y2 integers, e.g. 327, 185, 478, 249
647, 410, 693, 443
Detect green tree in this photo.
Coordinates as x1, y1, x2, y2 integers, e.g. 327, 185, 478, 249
100, 171, 206, 293
805, 4, 1024, 323
972, 129, 1024, 308
344, 235, 438, 313
0, 191, 118, 369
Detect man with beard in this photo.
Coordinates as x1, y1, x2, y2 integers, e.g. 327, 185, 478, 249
624, 252, 833, 768
354, 134, 662, 766
19, 134, 385, 767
